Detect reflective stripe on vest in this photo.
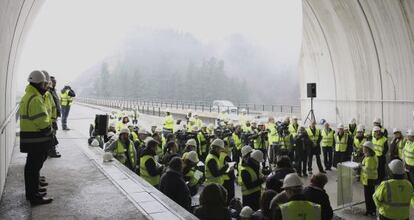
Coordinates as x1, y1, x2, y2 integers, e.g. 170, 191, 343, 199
280, 201, 321, 220
219, 152, 230, 181
373, 136, 387, 157
360, 156, 378, 185
377, 179, 412, 219
353, 137, 366, 150
321, 129, 334, 147
335, 134, 348, 152
205, 153, 224, 185
240, 165, 261, 196
306, 128, 320, 146
404, 141, 414, 166
115, 140, 136, 168
140, 155, 160, 186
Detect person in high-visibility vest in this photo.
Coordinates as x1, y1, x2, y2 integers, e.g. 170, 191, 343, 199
20, 70, 54, 205
163, 110, 175, 136
352, 125, 366, 163
47, 75, 62, 158
389, 128, 406, 161
253, 122, 268, 167
372, 126, 389, 183
60, 85, 75, 130
348, 118, 357, 138
320, 122, 334, 171
240, 150, 265, 211
272, 173, 321, 220
231, 124, 243, 167
373, 159, 413, 220
105, 128, 137, 172
183, 151, 202, 196
360, 141, 378, 216
237, 145, 253, 186
205, 139, 230, 185
140, 137, 164, 188
306, 121, 325, 174
220, 142, 235, 204
288, 116, 299, 138
197, 124, 210, 162
372, 117, 388, 138
333, 124, 352, 167
404, 129, 414, 185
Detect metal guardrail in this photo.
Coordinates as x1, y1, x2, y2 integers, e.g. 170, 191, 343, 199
0, 103, 20, 134
77, 96, 300, 115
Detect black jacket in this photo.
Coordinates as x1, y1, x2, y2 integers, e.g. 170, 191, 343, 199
194, 206, 231, 220
241, 158, 263, 190
140, 147, 162, 177
294, 133, 312, 158
266, 168, 295, 192
49, 87, 61, 117
159, 168, 191, 211
303, 186, 333, 220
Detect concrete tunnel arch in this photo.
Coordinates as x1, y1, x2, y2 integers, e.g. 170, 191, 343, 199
0, 0, 414, 196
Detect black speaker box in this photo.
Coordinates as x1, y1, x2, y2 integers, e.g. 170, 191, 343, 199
95, 114, 109, 136
307, 83, 317, 98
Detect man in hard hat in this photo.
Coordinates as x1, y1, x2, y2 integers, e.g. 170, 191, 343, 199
272, 173, 321, 220
239, 206, 254, 220
220, 140, 235, 203
320, 122, 334, 171
306, 121, 325, 174
373, 159, 413, 220
372, 118, 388, 138
159, 157, 191, 211
140, 137, 163, 188
60, 84, 75, 130
333, 124, 352, 167
205, 139, 230, 185
352, 125, 367, 163
48, 75, 62, 158
266, 117, 278, 164
231, 124, 243, 167
403, 129, 414, 184
183, 139, 197, 159
276, 121, 294, 163
152, 127, 164, 159
20, 70, 54, 205
294, 126, 312, 177
183, 151, 202, 196
105, 128, 137, 172
266, 156, 295, 193
348, 118, 357, 137
163, 110, 175, 136
237, 145, 253, 185
240, 150, 265, 210
372, 126, 389, 182
197, 124, 210, 161
116, 115, 129, 133
390, 128, 406, 161
252, 121, 268, 167
360, 141, 378, 216
303, 173, 333, 220
288, 116, 299, 138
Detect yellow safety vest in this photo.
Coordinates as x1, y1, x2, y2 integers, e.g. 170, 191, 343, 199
198, 132, 208, 155
114, 140, 137, 169
335, 134, 348, 152
306, 128, 320, 146
404, 141, 414, 166
44, 91, 56, 123
321, 129, 334, 147
60, 90, 73, 106
280, 201, 321, 220
373, 179, 413, 220
353, 137, 366, 151
360, 156, 378, 185
205, 153, 224, 185
267, 122, 278, 144
397, 139, 406, 161
219, 152, 230, 181
254, 131, 268, 149
185, 167, 198, 187
277, 134, 293, 150
288, 123, 299, 137
240, 165, 261, 196
373, 136, 387, 157
163, 115, 174, 131
19, 85, 52, 148
140, 155, 160, 186
232, 133, 243, 150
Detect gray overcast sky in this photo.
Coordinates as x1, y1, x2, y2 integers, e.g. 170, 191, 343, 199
16, 0, 302, 92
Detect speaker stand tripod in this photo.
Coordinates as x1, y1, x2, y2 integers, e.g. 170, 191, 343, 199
304, 97, 316, 125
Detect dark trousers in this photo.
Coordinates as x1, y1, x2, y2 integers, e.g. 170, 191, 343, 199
61, 105, 71, 128
25, 150, 47, 199
242, 191, 261, 211
223, 179, 235, 205
406, 164, 414, 185
322, 147, 333, 169
333, 151, 346, 167
363, 181, 376, 213
377, 155, 386, 183
258, 148, 267, 167
295, 154, 308, 176
307, 149, 324, 172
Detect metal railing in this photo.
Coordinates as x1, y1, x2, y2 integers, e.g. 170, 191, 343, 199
77, 96, 300, 115
0, 103, 20, 134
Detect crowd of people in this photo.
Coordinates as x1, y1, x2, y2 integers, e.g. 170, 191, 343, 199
89, 104, 414, 220
19, 70, 75, 205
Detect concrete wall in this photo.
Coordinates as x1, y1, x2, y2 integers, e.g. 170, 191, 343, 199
300, 0, 414, 131
0, 0, 43, 196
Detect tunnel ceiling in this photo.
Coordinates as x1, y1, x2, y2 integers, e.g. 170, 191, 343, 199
300, 0, 414, 130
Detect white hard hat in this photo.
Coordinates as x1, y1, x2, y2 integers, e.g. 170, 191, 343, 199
251, 150, 264, 163
192, 126, 199, 132
186, 151, 199, 163
282, 173, 303, 189
138, 128, 148, 135
186, 139, 197, 147
349, 118, 356, 124
107, 132, 115, 138
240, 108, 247, 113
103, 152, 113, 162
258, 121, 265, 126
363, 141, 375, 151
356, 124, 364, 132
239, 206, 254, 218
144, 137, 159, 146
373, 118, 381, 124
41, 71, 50, 82
337, 124, 344, 129
208, 124, 215, 130
388, 159, 405, 175
407, 129, 414, 136
165, 108, 171, 113
109, 122, 116, 128
393, 128, 401, 134
154, 127, 162, 133
120, 127, 130, 135
373, 126, 381, 132
241, 145, 253, 157
91, 139, 100, 147
211, 139, 224, 149
27, 70, 47, 83
201, 123, 207, 128
127, 123, 134, 128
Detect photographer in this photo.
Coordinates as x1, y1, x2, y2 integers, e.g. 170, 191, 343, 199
252, 122, 268, 167
276, 121, 294, 162
294, 127, 311, 177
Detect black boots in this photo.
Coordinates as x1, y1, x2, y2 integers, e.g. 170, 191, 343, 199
48, 146, 61, 158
